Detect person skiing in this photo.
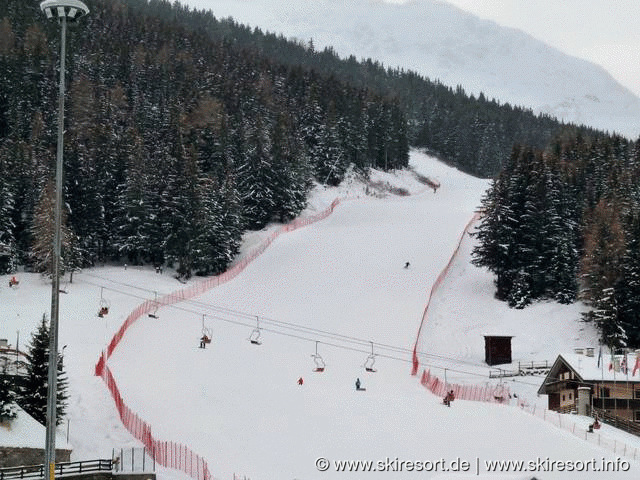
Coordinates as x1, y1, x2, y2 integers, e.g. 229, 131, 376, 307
404, 262, 410, 269
297, 377, 304, 385
355, 378, 362, 390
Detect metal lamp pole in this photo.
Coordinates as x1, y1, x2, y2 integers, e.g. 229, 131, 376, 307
39, 2, 88, 479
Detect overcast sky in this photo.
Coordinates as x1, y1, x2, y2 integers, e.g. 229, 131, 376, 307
183, 0, 640, 98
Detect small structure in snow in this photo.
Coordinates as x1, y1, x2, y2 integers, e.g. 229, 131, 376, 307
483, 335, 513, 366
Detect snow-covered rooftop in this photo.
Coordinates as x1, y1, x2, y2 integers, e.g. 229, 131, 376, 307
0, 405, 70, 450
560, 350, 640, 383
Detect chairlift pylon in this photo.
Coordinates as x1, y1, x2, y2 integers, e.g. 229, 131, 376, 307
363, 341, 377, 373
249, 316, 262, 345
312, 341, 326, 372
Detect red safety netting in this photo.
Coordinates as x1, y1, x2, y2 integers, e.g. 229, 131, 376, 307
94, 197, 344, 480
100, 365, 212, 480
420, 369, 509, 404
410, 213, 511, 403
411, 212, 481, 376
95, 197, 342, 376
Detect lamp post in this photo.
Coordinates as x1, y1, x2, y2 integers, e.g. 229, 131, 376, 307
39, 2, 88, 479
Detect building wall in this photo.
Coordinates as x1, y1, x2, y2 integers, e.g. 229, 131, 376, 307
559, 388, 576, 409
595, 382, 636, 400
0, 447, 71, 467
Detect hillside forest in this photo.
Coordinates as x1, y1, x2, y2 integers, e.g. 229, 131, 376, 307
0, 0, 638, 346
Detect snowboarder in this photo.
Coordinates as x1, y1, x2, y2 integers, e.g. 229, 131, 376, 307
404, 261, 410, 269
297, 377, 304, 385
9, 276, 18, 287
355, 378, 361, 390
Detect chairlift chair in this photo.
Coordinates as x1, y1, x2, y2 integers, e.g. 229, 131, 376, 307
98, 287, 110, 317
201, 315, 212, 345
311, 341, 326, 372
363, 341, 377, 373
148, 291, 159, 318
249, 316, 262, 345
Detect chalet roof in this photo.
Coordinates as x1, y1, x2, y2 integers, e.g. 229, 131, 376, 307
538, 349, 640, 395
561, 351, 640, 383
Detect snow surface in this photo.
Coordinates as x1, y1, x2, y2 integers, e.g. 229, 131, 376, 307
0, 406, 69, 449
3, 151, 640, 479
184, 0, 640, 138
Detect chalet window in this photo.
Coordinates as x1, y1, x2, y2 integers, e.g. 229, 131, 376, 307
562, 394, 566, 402
601, 387, 610, 398
569, 393, 572, 400
635, 411, 640, 423
635, 389, 640, 400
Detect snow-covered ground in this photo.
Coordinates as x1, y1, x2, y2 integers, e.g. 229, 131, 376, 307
2, 151, 640, 479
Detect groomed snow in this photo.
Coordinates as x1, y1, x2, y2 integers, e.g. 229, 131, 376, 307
2, 151, 640, 479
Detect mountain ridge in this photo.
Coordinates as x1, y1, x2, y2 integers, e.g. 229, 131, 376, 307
190, 0, 640, 137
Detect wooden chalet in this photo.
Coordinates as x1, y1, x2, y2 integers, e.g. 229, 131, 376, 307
538, 348, 640, 422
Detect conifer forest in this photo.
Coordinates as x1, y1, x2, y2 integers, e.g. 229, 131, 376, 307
1, 0, 639, 346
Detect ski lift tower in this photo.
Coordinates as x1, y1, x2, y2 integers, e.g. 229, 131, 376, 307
39, 2, 89, 480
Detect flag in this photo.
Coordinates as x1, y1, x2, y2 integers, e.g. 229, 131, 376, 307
621, 354, 627, 374
633, 355, 640, 376
597, 346, 602, 368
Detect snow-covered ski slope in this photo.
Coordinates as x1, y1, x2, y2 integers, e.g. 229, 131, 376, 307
3, 151, 640, 479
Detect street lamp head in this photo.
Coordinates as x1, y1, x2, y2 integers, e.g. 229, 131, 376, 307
40, 0, 89, 23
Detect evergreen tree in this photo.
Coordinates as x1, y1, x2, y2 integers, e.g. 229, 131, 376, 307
29, 181, 77, 276
0, 364, 17, 422
191, 176, 242, 275
0, 155, 16, 273
19, 315, 68, 425
580, 199, 626, 346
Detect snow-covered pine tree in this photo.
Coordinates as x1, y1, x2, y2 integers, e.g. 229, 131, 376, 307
19, 314, 68, 425
237, 118, 278, 229
269, 112, 311, 222
162, 113, 201, 279
29, 181, 77, 276
539, 156, 579, 303
0, 363, 18, 422
0, 155, 17, 273
580, 199, 626, 346
615, 209, 640, 346
191, 176, 242, 276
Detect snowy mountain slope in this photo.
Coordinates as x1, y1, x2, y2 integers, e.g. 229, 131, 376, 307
187, 0, 640, 138
4, 151, 640, 479
0, 152, 640, 480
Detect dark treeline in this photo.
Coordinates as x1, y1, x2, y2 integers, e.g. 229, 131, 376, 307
0, 0, 409, 278
153, 0, 598, 177
0, 0, 600, 281
473, 132, 640, 347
